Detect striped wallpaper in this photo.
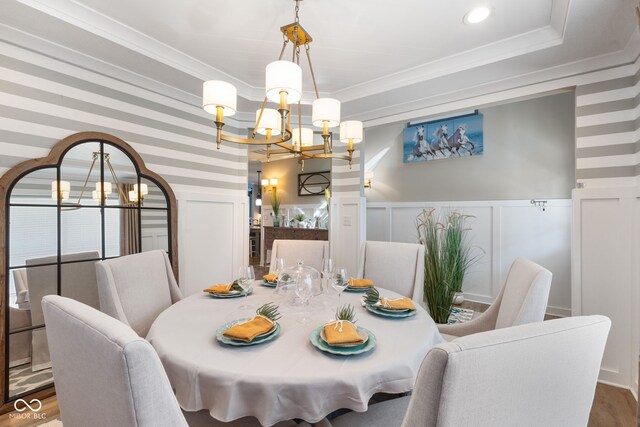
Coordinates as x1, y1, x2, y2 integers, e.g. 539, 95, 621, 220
0, 40, 248, 196
576, 57, 640, 188
330, 143, 362, 197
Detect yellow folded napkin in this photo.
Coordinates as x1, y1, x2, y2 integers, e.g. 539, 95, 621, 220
380, 297, 416, 311
323, 320, 364, 345
223, 316, 274, 342
204, 283, 233, 294
348, 278, 374, 288
263, 274, 277, 282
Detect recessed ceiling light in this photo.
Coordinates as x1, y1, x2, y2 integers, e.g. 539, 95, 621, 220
464, 7, 491, 24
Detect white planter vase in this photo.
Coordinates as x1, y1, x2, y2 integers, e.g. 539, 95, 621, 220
453, 292, 465, 305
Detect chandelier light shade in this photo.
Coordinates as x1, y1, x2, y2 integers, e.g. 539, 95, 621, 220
255, 108, 282, 135
340, 121, 364, 144
95, 182, 112, 195
134, 183, 149, 196
312, 98, 341, 128
292, 127, 314, 147
265, 60, 302, 104
202, 80, 237, 116
51, 180, 70, 201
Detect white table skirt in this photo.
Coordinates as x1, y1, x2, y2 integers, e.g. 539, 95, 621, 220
147, 284, 443, 426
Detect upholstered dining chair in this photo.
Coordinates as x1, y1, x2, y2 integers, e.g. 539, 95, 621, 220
269, 239, 329, 274
357, 241, 425, 303
438, 257, 552, 340
95, 249, 182, 337
42, 295, 301, 427
325, 315, 610, 427
12, 269, 30, 309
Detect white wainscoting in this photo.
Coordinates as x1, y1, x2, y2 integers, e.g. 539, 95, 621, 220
177, 192, 248, 297
329, 196, 367, 277
366, 200, 572, 317
572, 187, 639, 391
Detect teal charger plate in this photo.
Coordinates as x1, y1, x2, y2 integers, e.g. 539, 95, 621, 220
309, 326, 376, 355
206, 288, 253, 299
364, 303, 416, 319
216, 318, 280, 346
261, 280, 277, 288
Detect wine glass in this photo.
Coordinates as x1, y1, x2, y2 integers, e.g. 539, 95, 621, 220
321, 258, 333, 294
296, 278, 314, 324
237, 265, 255, 310
331, 268, 348, 304
274, 257, 285, 275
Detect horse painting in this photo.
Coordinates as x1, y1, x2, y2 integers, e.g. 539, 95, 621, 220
403, 113, 483, 163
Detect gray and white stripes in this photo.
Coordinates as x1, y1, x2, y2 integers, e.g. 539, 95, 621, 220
0, 40, 248, 196
576, 57, 640, 188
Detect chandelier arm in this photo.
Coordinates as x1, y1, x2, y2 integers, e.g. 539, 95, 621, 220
218, 129, 293, 146
253, 38, 290, 138
304, 44, 320, 99
75, 153, 98, 204
105, 155, 130, 203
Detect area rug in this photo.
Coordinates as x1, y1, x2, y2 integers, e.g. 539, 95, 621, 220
8, 363, 53, 397
447, 307, 475, 324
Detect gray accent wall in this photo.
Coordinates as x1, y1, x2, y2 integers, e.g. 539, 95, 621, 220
261, 157, 331, 207
364, 92, 576, 202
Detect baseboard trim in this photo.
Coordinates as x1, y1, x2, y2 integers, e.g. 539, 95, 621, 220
463, 295, 571, 318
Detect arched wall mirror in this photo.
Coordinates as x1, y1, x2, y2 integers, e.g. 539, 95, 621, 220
0, 132, 178, 410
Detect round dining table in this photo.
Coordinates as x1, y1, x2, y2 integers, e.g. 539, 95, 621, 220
146, 283, 444, 426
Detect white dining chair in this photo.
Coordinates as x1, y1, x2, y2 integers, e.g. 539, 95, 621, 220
438, 257, 552, 340
12, 269, 30, 309
269, 239, 329, 274
326, 315, 610, 427
95, 249, 183, 337
357, 241, 425, 303
42, 295, 301, 427
26, 250, 101, 371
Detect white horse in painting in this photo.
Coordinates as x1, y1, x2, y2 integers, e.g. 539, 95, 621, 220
446, 124, 475, 156
407, 126, 437, 161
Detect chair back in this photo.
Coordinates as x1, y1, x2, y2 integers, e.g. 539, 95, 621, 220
26, 251, 100, 371
494, 257, 552, 329
95, 250, 182, 337
357, 241, 425, 302
269, 240, 329, 274
403, 315, 610, 427
42, 295, 188, 427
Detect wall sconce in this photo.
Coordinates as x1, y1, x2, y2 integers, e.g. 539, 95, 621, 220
262, 178, 278, 192
364, 172, 374, 189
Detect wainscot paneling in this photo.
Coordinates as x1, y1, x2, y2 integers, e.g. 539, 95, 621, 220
572, 186, 639, 391
177, 192, 248, 297
366, 200, 572, 317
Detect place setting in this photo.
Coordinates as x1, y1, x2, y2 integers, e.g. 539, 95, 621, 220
309, 304, 376, 356
216, 303, 282, 347
361, 287, 417, 319
203, 266, 255, 310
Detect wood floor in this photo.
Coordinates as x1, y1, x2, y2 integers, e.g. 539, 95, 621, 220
0, 384, 635, 427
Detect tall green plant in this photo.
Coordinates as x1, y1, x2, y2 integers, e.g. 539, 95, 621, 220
416, 209, 478, 324
271, 189, 280, 217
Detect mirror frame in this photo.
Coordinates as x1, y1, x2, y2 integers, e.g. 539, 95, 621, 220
0, 131, 178, 412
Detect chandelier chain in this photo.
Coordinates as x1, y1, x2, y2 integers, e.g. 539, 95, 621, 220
295, 0, 300, 23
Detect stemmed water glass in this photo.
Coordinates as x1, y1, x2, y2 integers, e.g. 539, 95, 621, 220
321, 258, 333, 294
274, 257, 285, 275
331, 268, 348, 304
237, 265, 255, 310
296, 278, 314, 324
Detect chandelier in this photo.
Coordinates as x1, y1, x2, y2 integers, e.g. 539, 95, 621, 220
51, 152, 148, 209
201, 0, 363, 167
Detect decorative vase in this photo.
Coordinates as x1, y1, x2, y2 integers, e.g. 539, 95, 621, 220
273, 215, 280, 227
453, 292, 464, 305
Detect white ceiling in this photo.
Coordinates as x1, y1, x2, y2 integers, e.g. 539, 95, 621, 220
1, 0, 638, 119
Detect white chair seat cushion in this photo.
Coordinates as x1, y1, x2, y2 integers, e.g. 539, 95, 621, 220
331, 396, 410, 427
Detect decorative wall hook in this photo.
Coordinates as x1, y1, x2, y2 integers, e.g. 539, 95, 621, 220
530, 199, 548, 212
